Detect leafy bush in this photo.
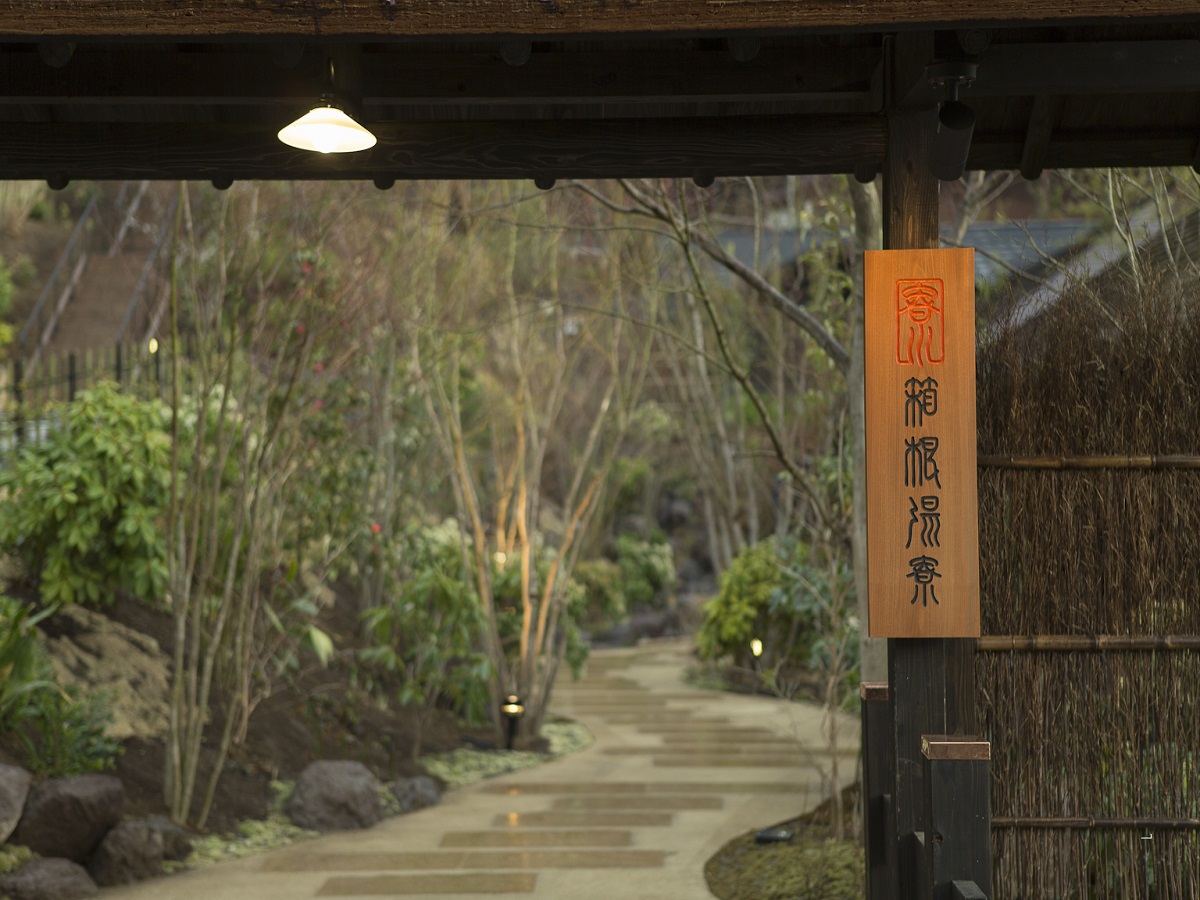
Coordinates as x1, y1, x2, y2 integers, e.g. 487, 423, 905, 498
490, 545, 591, 679
7, 253, 36, 289
697, 537, 859, 685
0, 382, 171, 605
697, 539, 788, 668
572, 558, 626, 630
359, 520, 491, 757
0, 255, 13, 319
776, 541, 859, 690
615, 534, 675, 609
0, 596, 120, 776
19, 684, 122, 777
0, 596, 58, 728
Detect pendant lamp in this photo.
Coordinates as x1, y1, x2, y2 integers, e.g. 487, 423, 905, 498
278, 59, 376, 154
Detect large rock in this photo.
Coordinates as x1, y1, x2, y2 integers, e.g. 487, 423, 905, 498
15, 774, 124, 863
88, 821, 164, 887
146, 814, 193, 861
0, 764, 32, 843
286, 761, 383, 832
390, 776, 441, 814
0, 858, 98, 900
42, 604, 171, 741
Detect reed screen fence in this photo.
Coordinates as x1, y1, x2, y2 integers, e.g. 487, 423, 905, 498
976, 274, 1200, 899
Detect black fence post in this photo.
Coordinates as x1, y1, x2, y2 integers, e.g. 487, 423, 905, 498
67, 352, 77, 402
861, 682, 896, 900
921, 735, 991, 900
115, 341, 123, 384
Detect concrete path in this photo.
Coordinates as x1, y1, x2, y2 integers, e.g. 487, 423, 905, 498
101, 638, 858, 899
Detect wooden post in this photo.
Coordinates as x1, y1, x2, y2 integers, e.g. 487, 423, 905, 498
861, 683, 896, 900
879, 31, 980, 897
883, 100, 942, 900
67, 352, 77, 401
921, 735, 991, 898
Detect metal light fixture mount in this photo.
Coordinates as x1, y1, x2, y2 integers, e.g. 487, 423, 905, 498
928, 61, 977, 182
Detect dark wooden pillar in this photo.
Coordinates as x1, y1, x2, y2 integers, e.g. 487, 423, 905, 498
880, 33, 979, 897
922, 736, 992, 898
861, 682, 896, 900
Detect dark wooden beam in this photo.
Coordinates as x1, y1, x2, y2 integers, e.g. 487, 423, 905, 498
978, 40, 1200, 96
0, 116, 887, 181
1019, 95, 1063, 180
0, 45, 882, 109
0, 0, 1196, 38
970, 130, 1200, 171
903, 40, 1200, 108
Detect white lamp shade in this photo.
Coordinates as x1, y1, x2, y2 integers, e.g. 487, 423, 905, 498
278, 104, 377, 154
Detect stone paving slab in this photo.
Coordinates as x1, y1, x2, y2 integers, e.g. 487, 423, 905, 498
99, 638, 857, 900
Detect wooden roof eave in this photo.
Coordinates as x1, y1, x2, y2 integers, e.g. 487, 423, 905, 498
1, 0, 1199, 40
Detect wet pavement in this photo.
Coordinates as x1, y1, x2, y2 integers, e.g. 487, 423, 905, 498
100, 638, 857, 899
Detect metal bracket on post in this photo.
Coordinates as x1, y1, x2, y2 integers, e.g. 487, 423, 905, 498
921, 735, 992, 899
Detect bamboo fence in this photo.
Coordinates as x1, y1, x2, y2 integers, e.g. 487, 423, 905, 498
976, 272, 1200, 898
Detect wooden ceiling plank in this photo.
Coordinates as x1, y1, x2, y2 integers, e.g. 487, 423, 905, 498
363, 46, 882, 107
971, 131, 1199, 170
902, 39, 1200, 109
973, 40, 1200, 96
0, 45, 881, 109
0, 1, 1197, 38
0, 115, 887, 181
1018, 94, 1063, 180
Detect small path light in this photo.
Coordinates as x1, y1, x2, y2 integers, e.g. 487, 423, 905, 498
750, 638, 764, 658
501, 694, 525, 751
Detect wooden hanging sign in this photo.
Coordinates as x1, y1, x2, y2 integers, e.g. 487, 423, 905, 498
864, 248, 979, 638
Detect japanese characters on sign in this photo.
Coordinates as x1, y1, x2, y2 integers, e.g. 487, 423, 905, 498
864, 250, 979, 638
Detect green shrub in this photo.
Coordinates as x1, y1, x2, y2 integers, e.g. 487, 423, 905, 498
0, 382, 171, 605
697, 537, 859, 685
0, 844, 34, 875
615, 534, 675, 609
359, 520, 491, 757
490, 544, 591, 679
19, 683, 122, 777
0, 595, 58, 729
0, 256, 13, 320
573, 558, 626, 629
776, 541, 859, 690
697, 539, 787, 668
7, 253, 36, 289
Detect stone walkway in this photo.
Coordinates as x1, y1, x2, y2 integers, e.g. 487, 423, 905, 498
101, 638, 858, 899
